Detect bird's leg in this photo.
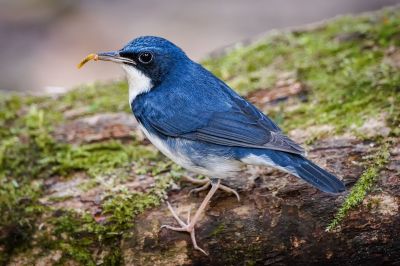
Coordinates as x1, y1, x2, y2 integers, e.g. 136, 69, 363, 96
182, 176, 240, 201
161, 178, 222, 255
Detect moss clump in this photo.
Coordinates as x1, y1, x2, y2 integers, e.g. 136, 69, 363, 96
50, 140, 157, 177
203, 8, 400, 133
326, 143, 390, 231
1, 106, 59, 179
102, 169, 177, 233
49, 169, 178, 264
50, 212, 108, 265
56, 81, 130, 116
0, 102, 62, 264
0, 93, 174, 264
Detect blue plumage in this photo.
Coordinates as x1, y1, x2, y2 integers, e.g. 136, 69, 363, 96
133, 61, 303, 154
118, 36, 344, 193
92, 36, 345, 254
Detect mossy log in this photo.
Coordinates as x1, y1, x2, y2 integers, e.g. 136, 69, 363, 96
123, 138, 400, 265
1, 6, 400, 266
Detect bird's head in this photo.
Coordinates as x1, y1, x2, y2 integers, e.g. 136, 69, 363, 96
78, 36, 189, 103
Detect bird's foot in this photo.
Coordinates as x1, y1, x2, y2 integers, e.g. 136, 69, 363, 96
182, 176, 240, 201
161, 179, 224, 255
160, 202, 207, 255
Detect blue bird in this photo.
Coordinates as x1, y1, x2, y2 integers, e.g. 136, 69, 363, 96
80, 36, 345, 254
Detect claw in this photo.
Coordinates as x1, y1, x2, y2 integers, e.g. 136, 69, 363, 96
220, 184, 241, 202
189, 181, 210, 196
190, 230, 208, 255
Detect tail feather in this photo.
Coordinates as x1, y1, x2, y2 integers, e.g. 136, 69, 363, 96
241, 151, 345, 193
293, 159, 345, 193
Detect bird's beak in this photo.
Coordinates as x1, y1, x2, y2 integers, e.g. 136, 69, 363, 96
77, 51, 136, 69
97, 51, 136, 65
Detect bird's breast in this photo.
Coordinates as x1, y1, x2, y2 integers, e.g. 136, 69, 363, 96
137, 123, 243, 178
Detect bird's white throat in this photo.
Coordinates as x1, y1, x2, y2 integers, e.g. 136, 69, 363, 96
122, 65, 153, 105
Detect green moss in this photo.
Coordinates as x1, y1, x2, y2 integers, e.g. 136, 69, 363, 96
50, 212, 111, 265
0, 102, 60, 264
1, 106, 58, 179
51, 140, 158, 177
103, 193, 159, 232
0, 179, 44, 265
0, 102, 156, 181
47, 195, 74, 203
1, 7, 399, 263
78, 178, 100, 192
0, 93, 168, 263
326, 143, 390, 231
203, 8, 400, 133
102, 249, 123, 266
47, 167, 179, 265
56, 81, 129, 116
209, 223, 226, 237
59, 243, 95, 266
101, 164, 180, 232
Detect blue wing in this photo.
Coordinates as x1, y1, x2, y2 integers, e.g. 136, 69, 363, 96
134, 64, 304, 155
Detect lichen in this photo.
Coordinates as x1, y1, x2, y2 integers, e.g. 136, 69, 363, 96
326, 143, 390, 231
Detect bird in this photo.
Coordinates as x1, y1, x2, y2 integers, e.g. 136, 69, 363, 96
78, 36, 345, 255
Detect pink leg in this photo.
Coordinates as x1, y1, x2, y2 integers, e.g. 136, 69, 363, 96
161, 179, 223, 255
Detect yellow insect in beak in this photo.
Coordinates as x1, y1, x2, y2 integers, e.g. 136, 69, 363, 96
77, 53, 99, 69
77, 51, 136, 69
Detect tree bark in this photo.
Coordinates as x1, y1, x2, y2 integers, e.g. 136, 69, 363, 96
122, 138, 400, 266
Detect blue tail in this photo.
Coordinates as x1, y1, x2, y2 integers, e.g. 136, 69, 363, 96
291, 157, 345, 193
240, 150, 345, 193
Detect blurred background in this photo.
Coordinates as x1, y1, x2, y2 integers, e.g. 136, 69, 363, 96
0, 0, 398, 94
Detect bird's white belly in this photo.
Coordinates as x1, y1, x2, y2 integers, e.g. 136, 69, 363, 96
138, 124, 242, 178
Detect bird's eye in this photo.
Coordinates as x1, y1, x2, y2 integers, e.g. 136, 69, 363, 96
138, 52, 153, 64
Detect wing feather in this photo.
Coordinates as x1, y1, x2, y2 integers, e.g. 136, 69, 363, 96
137, 65, 304, 155
144, 92, 304, 155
